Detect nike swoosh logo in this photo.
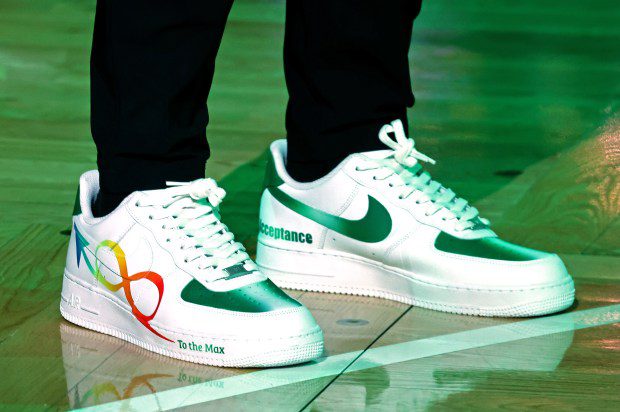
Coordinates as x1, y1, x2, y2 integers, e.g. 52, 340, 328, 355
267, 187, 392, 243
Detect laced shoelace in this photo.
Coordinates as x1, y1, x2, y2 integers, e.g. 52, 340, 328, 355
136, 178, 255, 282
356, 119, 490, 232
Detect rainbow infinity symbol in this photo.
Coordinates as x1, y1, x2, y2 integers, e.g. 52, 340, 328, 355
74, 224, 172, 342
80, 373, 173, 405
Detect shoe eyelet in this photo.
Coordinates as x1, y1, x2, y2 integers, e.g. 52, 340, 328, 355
398, 195, 403, 200
135, 201, 140, 207
148, 215, 153, 220
355, 166, 361, 171
388, 183, 393, 187
183, 258, 188, 263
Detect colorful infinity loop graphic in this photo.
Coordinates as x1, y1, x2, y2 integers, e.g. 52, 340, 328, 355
80, 373, 172, 405
74, 224, 172, 342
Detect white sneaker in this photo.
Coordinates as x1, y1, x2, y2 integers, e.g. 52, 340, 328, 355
256, 120, 575, 317
60, 171, 323, 367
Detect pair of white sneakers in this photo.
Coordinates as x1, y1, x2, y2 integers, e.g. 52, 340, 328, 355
60, 120, 575, 367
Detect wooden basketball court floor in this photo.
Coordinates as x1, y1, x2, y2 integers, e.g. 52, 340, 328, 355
1, 0, 619, 410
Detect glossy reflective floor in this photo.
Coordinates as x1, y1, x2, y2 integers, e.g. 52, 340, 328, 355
1, 0, 619, 411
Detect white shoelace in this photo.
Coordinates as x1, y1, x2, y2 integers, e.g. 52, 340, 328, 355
357, 119, 490, 232
137, 178, 254, 282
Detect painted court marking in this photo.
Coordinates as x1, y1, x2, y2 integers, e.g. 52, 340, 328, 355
76, 304, 620, 411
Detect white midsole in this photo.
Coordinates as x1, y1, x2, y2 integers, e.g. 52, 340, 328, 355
256, 242, 575, 317
60, 269, 323, 367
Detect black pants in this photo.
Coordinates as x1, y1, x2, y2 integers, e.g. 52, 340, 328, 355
91, 0, 422, 213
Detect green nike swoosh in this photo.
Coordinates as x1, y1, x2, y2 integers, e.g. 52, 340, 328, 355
267, 187, 392, 243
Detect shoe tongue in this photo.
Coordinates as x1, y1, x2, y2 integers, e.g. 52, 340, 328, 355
358, 149, 393, 160
143, 185, 214, 206
141, 185, 185, 200
358, 149, 418, 173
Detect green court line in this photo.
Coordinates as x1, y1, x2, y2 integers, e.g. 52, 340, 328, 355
75, 304, 620, 412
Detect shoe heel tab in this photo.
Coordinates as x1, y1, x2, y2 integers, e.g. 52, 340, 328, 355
263, 140, 287, 189
75, 170, 100, 218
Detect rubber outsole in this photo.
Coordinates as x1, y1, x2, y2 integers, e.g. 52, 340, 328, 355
257, 243, 575, 318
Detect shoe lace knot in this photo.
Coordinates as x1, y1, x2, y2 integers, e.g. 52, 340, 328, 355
168, 178, 226, 207
379, 119, 436, 167
364, 119, 490, 232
